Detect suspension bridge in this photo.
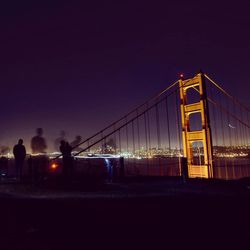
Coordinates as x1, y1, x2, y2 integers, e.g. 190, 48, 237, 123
50, 71, 249, 181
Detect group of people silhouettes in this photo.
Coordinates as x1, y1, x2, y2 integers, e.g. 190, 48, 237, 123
12, 128, 81, 180
54, 131, 82, 152
13, 128, 47, 179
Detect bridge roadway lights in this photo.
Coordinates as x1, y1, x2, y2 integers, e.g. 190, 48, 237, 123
179, 73, 213, 179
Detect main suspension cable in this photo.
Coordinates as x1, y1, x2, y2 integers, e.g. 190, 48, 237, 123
205, 74, 250, 113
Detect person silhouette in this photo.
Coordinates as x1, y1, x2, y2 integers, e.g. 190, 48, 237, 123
31, 128, 47, 154
70, 135, 82, 152
13, 139, 26, 179
54, 130, 66, 152
60, 140, 73, 180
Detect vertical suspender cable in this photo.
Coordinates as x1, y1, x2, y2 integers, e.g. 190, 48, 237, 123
101, 131, 104, 154
219, 92, 228, 179
246, 108, 250, 177
156, 103, 161, 149
147, 104, 152, 157
165, 96, 172, 175
208, 82, 219, 178
240, 106, 247, 177
125, 116, 129, 171
113, 124, 117, 155
155, 103, 162, 175
247, 108, 250, 145
132, 120, 136, 172
247, 109, 250, 176
87, 139, 90, 153
233, 100, 239, 147
118, 129, 121, 156
132, 120, 135, 155
147, 104, 152, 174
125, 116, 129, 154
240, 106, 247, 147
165, 97, 171, 151
136, 109, 141, 157
238, 107, 244, 148
144, 112, 149, 175
175, 89, 182, 176
227, 97, 235, 179
233, 102, 240, 176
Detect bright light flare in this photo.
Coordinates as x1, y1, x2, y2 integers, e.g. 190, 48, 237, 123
50, 163, 59, 170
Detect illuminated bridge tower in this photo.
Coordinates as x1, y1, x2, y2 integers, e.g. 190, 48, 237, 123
179, 72, 213, 178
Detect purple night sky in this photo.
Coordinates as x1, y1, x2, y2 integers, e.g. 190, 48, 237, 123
0, 0, 250, 152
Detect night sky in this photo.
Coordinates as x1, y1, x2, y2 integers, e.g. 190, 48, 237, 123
0, 0, 250, 152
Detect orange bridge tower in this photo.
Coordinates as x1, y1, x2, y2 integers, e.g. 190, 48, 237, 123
179, 72, 213, 178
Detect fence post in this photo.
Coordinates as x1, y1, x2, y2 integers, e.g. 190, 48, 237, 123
119, 157, 125, 181
181, 157, 188, 183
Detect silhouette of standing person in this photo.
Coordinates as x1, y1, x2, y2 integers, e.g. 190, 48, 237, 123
30, 128, 48, 181
13, 139, 26, 179
60, 140, 73, 181
70, 135, 82, 152
31, 128, 47, 154
54, 130, 66, 152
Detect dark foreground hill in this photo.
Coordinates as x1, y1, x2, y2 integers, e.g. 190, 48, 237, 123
0, 177, 250, 250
